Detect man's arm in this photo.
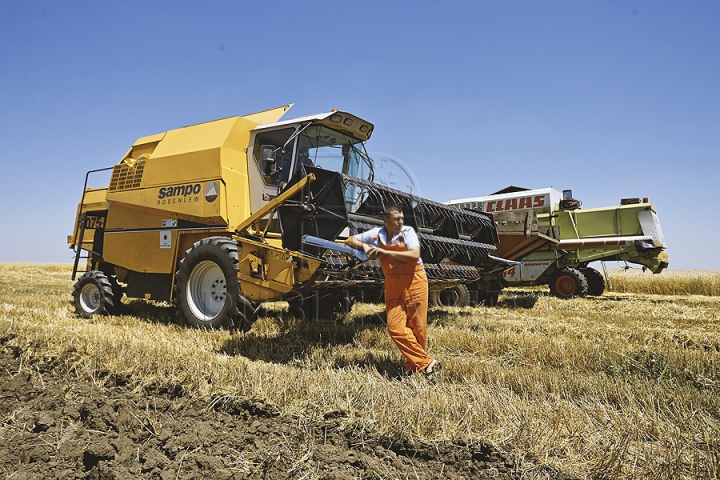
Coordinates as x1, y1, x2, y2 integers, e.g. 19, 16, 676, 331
346, 234, 384, 260
378, 246, 420, 262
346, 235, 380, 259
345, 235, 365, 250
346, 235, 420, 262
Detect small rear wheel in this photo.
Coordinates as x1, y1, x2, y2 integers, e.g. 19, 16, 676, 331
549, 268, 588, 299
429, 284, 470, 308
73, 271, 118, 318
581, 267, 605, 296
466, 287, 500, 307
485, 292, 499, 307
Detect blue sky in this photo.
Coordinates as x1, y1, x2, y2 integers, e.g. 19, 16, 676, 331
1, 1, 718, 270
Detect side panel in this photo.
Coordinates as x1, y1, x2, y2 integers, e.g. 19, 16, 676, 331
104, 230, 178, 274
503, 260, 554, 283
555, 204, 654, 240
69, 188, 108, 250
638, 209, 667, 247
141, 117, 249, 186
105, 116, 256, 229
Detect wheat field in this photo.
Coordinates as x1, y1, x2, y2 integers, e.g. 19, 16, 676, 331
1, 264, 719, 479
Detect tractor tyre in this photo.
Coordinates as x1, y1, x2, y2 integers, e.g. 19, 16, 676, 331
175, 237, 256, 329
549, 268, 588, 299
485, 292, 500, 307
73, 270, 119, 318
471, 290, 499, 307
429, 285, 471, 308
105, 274, 124, 314
287, 292, 354, 322
581, 267, 605, 296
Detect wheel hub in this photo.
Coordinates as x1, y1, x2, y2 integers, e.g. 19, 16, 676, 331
556, 276, 576, 297
439, 289, 459, 307
187, 260, 227, 320
79, 283, 101, 312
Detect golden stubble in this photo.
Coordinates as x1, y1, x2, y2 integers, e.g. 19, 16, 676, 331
1, 264, 719, 479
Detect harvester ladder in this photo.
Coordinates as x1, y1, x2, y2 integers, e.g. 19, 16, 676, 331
71, 166, 114, 280
71, 212, 89, 281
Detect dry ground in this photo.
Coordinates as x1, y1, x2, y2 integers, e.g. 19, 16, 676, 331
3, 264, 720, 479
0, 342, 549, 479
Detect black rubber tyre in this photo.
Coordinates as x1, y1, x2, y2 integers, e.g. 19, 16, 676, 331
485, 292, 500, 307
175, 237, 255, 329
105, 274, 124, 315
473, 289, 500, 307
549, 267, 588, 299
73, 271, 118, 318
429, 284, 471, 308
287, 291, 354, 321
581, 267, 605, 296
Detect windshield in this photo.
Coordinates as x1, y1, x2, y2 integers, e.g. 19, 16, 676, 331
297, 125, 373, 182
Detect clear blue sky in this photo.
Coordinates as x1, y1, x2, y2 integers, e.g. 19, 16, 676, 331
1, 1, 718, 270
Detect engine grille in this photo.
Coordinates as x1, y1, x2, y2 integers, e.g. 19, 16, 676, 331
109, 158, 146, 192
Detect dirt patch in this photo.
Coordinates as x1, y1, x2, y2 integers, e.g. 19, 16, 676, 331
0, 343, 568, 479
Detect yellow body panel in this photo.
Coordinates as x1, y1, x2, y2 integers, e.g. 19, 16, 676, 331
68, 188, 109, 249
104, 230, 178, 274
240, 104, 293, 124
144, 118, 240, 182
106, 180, 226, 227
102, 116, 261, 239
237, 238, 322, 302
79, 188, 109, 211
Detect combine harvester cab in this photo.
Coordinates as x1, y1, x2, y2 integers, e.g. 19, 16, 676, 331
447, 186, 669, 300
68, 105, 500, 329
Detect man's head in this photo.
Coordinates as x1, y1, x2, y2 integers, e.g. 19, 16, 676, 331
383, 205, 404, 234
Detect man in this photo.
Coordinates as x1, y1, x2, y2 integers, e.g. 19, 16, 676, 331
346, 205, 440, 378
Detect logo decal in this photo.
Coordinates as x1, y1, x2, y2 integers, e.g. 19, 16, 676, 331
158, 184, 202, 200
204, 182, 219, 203
485, 195, 546, 213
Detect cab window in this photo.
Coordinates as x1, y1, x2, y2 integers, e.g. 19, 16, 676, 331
253, 128, 295, 186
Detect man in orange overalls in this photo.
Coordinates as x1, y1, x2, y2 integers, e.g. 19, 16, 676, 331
346, 205, 440, 378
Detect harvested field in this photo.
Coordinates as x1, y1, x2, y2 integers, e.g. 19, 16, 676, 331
1, 264, 719, 479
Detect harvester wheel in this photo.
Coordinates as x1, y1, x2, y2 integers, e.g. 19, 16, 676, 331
73, 270, 118, 318
472, 290, 499, 307
287, 292, 354, 322
485, 292, 499, 307
105, 273, 124, 314
549, 268, 588, 299
175, 237, 256, 329
581, 267, 605, 296
429, 285, 470, 308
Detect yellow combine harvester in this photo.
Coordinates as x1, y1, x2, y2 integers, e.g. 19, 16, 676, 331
69, 105, 500, 329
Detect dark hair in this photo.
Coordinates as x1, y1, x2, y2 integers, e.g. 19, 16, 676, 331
383, 204, 403, 217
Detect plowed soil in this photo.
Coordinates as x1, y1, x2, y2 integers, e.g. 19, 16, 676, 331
0, 344, 539, 480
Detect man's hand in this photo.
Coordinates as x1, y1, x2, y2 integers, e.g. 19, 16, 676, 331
362, 243, 383, 260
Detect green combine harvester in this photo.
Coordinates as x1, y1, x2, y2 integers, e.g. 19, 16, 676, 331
442, 186, 669, 304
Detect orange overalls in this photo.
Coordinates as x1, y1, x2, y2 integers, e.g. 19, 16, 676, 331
379, 238, 434, 373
